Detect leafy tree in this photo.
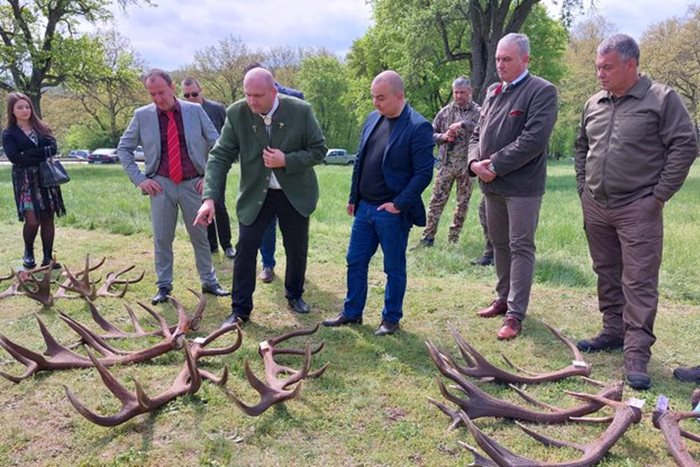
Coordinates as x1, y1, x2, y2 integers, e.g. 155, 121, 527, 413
641, 5, 700, 128
297, 53, 359, 150
0, 0, 146, 117
63, 30, 145, 146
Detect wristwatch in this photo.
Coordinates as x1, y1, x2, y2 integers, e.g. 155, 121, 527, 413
488, 162, 497, 175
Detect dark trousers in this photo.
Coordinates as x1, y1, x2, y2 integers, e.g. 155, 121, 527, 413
259, 216, 277, 268
231, 190, 309, 316
582, 190, 663, 363
207, 198, 232, 251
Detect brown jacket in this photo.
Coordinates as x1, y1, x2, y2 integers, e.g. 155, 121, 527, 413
468, 73, 558, 197
575, 75, 698, 208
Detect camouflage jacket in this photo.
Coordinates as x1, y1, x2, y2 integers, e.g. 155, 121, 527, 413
432, 100, 481, 167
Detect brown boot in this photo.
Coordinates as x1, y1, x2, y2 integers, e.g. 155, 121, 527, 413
624, 357, 651, 390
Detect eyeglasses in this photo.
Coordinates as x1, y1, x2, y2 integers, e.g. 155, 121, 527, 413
183, 92, 199, 98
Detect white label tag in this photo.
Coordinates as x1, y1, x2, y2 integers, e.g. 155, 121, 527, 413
628, 398, 645, 409
193, 337, 206, 344
572, 360, 588, 368
259, 341, 270, 351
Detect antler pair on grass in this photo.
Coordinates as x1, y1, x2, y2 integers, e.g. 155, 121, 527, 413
458, 394, 644, 466
55, 255, 144, 300
653, 395, 700, 467
0, 263, 56, 307
64, 324, 242, 426
426, 339, 622, 428
0, 297, 201, 383
226, 324, 329, 416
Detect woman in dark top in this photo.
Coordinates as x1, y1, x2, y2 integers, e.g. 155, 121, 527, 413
2, 92, 66, 269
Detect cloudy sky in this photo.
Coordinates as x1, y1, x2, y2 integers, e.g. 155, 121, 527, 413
107, 0, 694, 70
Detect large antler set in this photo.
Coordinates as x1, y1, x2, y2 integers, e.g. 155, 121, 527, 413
0, 255, 143, 307
227, 324, 329, 416
425, 321, 656, 465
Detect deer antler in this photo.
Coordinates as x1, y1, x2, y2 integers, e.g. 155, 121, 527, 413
0, 270, 20, 300
0, 300, 191, 382
458, 394, 643, 466
446, 322, 591, 384
425, 340, 622, 428
652, 395, 700, 467
15, 265, 56, 307
227, 324, 328, 416
55, 255, 106, 300
96, 265, 144, 298
64, 324, 242, 426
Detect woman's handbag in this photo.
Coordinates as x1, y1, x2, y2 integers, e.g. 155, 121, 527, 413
39, 156, 70, 187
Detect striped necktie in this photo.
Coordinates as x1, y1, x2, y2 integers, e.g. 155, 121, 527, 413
166, 111, 183, 184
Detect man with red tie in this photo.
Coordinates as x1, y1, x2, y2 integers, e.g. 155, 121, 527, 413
118, 69, 229, 304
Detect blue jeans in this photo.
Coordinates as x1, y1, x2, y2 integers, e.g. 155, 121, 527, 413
343, 201, 411, 324
260, 216, 277, 268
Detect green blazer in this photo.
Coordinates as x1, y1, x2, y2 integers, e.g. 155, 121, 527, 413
203, 95, 327, 225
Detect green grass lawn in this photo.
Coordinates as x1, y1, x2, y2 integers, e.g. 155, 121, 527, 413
0, 161, 698, 466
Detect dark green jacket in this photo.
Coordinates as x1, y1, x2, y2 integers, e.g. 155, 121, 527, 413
203, 95, 327, 225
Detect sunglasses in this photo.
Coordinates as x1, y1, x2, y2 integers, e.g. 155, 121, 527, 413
183, 92, 199, 98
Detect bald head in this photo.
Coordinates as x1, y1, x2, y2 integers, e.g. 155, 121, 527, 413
371, 70, 405, 118
243, 67, 278, 114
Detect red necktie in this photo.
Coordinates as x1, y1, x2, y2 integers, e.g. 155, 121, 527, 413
166, 111, 183, 184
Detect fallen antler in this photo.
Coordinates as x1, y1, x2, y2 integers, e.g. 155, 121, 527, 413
425, 340, 622, 428
446, 322, 591, 384
459, 394, 644, 466
95, 265, 144, 298
55, 255, 106, 300
227, 324, 328, 416
15, 264, 56, 307
0, 300, 191, 383
652, 395, 700, 467
64, 323, 242, 426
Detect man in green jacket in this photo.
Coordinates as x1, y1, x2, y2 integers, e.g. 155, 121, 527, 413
195, 67, 327, 326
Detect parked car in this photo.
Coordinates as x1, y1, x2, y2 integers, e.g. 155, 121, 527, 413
324, 148, 356, 165
88, 148, 119, 164
68, 149, 90, 160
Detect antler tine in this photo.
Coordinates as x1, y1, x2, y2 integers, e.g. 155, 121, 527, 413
199, 365, 229, 386
16, 269, 55, 307
265, 323, 321, 347
458, 411, 530, 466
83, 297, 127, 336
195, 324, 243, 358
448, 326, 478, 367
514, 420, 587, 451
271, 341, 325, 356
96, 265, 144, 297
539, 321, 588, 366
426, 396, 464, 431
0, 270, 15, 282
456, 440, 499, 467
185, 287, 206, 331
57, 311, 129, 357
501, 355, 541, 376
136, 301, 174, 339
0, 335, 40, 382
0, 280, 21, 300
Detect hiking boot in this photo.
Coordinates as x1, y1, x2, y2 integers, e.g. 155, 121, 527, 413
673, 365, 700, 384
624, 358, 651, 390
577, 333, 623, 353
419, 237, 434, 248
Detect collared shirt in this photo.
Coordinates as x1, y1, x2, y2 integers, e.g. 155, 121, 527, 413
155, 100, 198, 180
575, 74, 698, 207
432, 100, 480, 167
503, 69, 529, 92
261, 97, 282, 189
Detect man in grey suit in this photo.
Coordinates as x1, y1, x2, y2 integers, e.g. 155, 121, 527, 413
118, 69, 229, 304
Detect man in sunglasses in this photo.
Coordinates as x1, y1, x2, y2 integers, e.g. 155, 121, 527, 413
181, 77, 235, 260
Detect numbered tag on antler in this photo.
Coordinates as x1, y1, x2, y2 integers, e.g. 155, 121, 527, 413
572, 360, 588, 368
259, 341, 270, 351
628, 398, 646, 409
193, 337, 206, 344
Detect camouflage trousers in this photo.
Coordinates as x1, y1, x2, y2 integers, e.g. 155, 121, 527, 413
423, 163, 474, 243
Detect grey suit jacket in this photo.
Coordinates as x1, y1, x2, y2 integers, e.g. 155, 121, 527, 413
118, 99, 220, 187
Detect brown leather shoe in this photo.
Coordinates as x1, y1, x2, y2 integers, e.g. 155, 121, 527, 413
258, 267, 275, 283
497, 316, 521, 340
477, 299, 507, 318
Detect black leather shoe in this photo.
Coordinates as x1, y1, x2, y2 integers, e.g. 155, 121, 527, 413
202, 282, 230, 297
322, 313, 362, 327
40, 258, 62, 269
224, 247, 236, 259
22, 253, 36, 269
288, 297, 310, 314
470, 255, 494, 266
577, 333, 624, 353
151, 287, 171, 305
673, 365, 700, 384
221, 311, 249, 327
374, 320, 399, 336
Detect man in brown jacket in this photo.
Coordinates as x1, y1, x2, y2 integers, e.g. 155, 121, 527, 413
468, 33, 558, 340
575, 34, 698, 390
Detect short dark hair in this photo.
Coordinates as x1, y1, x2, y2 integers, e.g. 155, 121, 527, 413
142, 68, 173, 86
182, 77, 201, 88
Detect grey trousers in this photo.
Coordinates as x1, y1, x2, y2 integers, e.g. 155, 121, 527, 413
582, 190, 663, 363
485, 193, 542, 321
150, 175, 217, 289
